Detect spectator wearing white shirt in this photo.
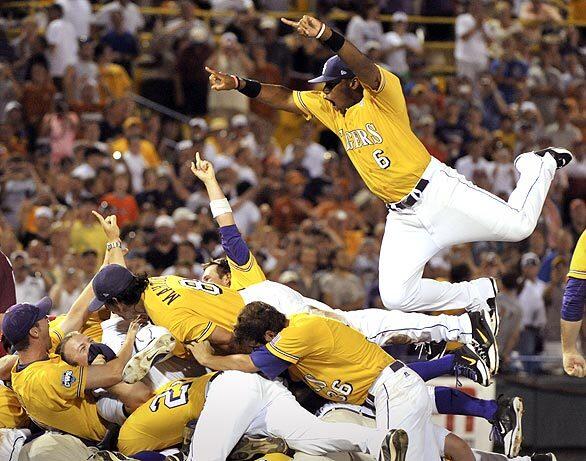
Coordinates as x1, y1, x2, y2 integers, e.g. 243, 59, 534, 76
382, 12, 423, 78
123, 134, 147, 193
283, 122, 326, 179
11, 252, 47, 304
171, 207, 201, 247
56, 0, 92, 38
93, 0, 144, 35
232, 181, 261, 237
544, 102, 583, 150
48, 267, 82, 316
455, 0, 491, 82
345, 2, 384, 53
491, 144, 519, 197
45, 4, 79, 84
516, 252, 548, 373
455, 139, 494, 182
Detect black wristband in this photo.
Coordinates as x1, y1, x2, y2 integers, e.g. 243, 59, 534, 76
322, 29, 345, 53
238, 78, 262, 98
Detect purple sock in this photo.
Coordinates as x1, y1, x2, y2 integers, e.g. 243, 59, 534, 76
434, 386, 498, 421
407, 354, 455, 381
132, 452, 166, 461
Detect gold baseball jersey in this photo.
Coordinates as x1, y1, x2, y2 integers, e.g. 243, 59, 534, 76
293, 66, 431, 203
266, 314, 394, 405
118, 374, 215, 454
0, 385, 29, 429
568, 230, 586, 280
11, 351, 107, 441
144, 276, 245, 344
228, 252, 266, 291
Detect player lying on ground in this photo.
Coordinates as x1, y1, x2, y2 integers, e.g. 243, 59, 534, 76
560, 229, 586, 377
191, 153, 498, 372
117, 370, 408, 461
189, 302, 487, 461
0, 213, 155, 440
206, 14, 573, 321
289, 402, 554, 461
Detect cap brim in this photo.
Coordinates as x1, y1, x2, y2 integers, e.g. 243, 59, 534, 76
35, 297, 53, 319
88, 297, 106, 312
308, 75, 340, 83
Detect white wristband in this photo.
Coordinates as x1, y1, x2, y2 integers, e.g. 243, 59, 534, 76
210, 198, 232, 218
315, 23, 326, 40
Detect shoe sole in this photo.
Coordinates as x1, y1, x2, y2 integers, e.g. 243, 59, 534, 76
229, 436, 289, 461
380, 429, 408, 461
505, 397, 524, 458
534, 147, 573, 169
475, 308, 500, 375
122, 333, 176, 384
489, 277, 500, 335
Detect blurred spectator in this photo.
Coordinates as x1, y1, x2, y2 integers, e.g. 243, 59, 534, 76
111, 117, 160, 167
45, 4, 79, 88
21, 61, 56, 129
101, 173, 139, 227
496, 272, 523, 369
346, 2, 384, 53
542, 255, 569, 370
146, 214, 178, 272
11, 251, 48, 304
319, 250, 366, 311
544, 102, 583, 149
489, 37, 529, 104
455, 139, 493, 181
519, 0, 563, 44
171, 207, 200, 246
485, 1, 523, 58
56, 0, 92, 39
382, 11, 423, 78
206, 33, 254, 116
455, 0, 490, 81
258, 16, 291, 78
48, 266, 82, 316
491, 143, 517, 197
94, 0, 145, 35
100, 9, 139, 75
517, 252, 547, 373
40, 96, 80, 165
96, 44, 132, 101
69, 198, 108, 258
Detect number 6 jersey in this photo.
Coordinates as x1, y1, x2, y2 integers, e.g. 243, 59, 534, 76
292, 66, 431, 204
264, 313, 395, 405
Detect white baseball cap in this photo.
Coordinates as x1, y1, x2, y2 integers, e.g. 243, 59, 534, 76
155, 215, 175, 229
392, 11, 408, 22
34, 206, 54, 220
189, 118, 208, 131
520, 101, 538, 113
521, 252, 540, 268
172, 207, 196, 222
176, 140, 194, 151
259, 16, 277, 30
278, 270, 300, 284
231, 114, 248, 128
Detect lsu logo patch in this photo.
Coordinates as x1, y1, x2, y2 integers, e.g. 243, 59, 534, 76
61, 370, 76, 388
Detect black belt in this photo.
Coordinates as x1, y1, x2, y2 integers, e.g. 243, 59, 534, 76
365, 360, 406, 410
386, 179, 429, 211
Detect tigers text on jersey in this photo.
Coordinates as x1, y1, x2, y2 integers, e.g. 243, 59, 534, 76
293, 66, 431, 203
118, 374, 215, 454
568, 230, 586, 280
266, 314, 394, 405
143, 276, 245, 344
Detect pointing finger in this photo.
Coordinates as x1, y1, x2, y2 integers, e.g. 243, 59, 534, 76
92, 210, 105, 222
281, 18, 299, 28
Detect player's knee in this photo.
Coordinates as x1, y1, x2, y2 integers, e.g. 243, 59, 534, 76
443, 433, 474, 461
379, 285, 408, 310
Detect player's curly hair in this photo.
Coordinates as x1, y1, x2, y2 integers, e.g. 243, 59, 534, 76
234, 301, 287, 345
106, 273, 149, 307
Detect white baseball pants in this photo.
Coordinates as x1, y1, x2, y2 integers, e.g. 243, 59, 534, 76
379, 153, 557, 312
188, 371, 387, 461
241, 280, 474, 346
369, 365, 442, 461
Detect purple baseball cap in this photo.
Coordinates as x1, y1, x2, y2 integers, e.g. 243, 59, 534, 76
2, 297, 52, 346
308, 55, 355, 84
88, 264, 135, 312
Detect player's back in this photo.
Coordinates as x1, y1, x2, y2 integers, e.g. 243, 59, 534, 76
118, 374, 216, 454
269, 313, 394, 405
143, 276, 245, 343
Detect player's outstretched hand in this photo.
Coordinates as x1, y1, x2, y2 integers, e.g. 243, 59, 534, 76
563, 351, 586, 377
92, 210, 120, 241
190, 152, 216, 184
205, 66, 238, 91
281, 15, 323, 38
127, 316, 143, 342
186, 340, 214, 364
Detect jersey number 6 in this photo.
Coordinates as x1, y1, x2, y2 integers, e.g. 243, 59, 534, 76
373, 149, 390, 169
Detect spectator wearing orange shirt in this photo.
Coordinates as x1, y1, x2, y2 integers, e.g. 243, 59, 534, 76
100, 172, 139, 227
21, 61, 56, 128
271, 171, 312, 233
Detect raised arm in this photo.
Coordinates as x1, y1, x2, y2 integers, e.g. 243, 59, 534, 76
281, 15, 381, 91
206, 66, 302, 115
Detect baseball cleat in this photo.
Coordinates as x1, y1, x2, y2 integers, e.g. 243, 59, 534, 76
229, 435, 289, 461
427, 341, 448, 361
490, 395, 523, 458
453, 344, 491, 387
164, 455, 186, 461
486, 277, 500, 335
534, 147, 573, 169
122, 326, 176, 384
468, 309, 499, 374
378, 429, 408, 461
530, 453, 557, 461
91, 451, 139, 461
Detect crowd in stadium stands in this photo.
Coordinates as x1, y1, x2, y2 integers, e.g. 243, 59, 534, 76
0, 0, 584, 375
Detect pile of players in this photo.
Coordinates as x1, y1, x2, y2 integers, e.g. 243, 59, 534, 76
1, 13, 579, 461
